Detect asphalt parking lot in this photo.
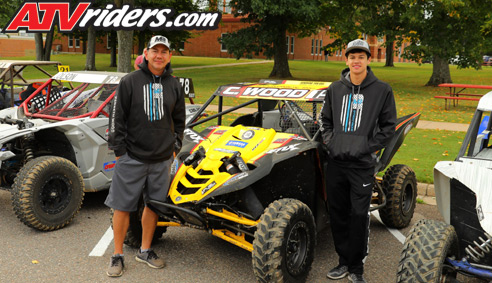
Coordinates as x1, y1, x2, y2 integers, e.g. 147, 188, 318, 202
0, 188, 447, 282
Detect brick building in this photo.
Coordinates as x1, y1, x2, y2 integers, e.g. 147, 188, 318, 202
1, 5, 412, 64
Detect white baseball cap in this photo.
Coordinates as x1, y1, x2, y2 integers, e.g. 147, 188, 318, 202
345, 39, 371, 57
147, 35, 171, 50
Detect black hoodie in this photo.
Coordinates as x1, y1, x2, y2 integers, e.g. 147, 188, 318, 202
108, 59, 185, 163
321, 66, 396, 168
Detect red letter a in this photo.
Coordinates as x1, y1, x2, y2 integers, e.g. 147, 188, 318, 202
4, 3, 42, 32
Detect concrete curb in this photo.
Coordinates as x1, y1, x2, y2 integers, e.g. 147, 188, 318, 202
417, 182, 436, 205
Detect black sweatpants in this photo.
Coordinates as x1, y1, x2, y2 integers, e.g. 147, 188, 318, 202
325, 160, 374, 275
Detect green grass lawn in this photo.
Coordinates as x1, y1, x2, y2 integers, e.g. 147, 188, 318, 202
383, 128, 465, 184
6, 54, 490, 183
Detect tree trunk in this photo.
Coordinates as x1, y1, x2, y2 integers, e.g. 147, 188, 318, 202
110, 31, 117, 67
35, 34, 44, 61
384, 41, 394, 67
269, 25, 292, 78
137, 31, 146, 55
43, 32, 53, 61
85, 26, 97, 71
117, 30, 134, 73
35, 33, 54, 61
115, 0, 134, 73
426, 55, 452, 86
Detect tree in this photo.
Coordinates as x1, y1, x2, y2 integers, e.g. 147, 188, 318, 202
115, 0, 134, 73
85, 26, 96, 71
320, 0, 405, 67
363, 0, 407, 67
401, 0, 492, 86
133, 0, 200, 56
221, 0, 324, 78
35, 33, 54, 61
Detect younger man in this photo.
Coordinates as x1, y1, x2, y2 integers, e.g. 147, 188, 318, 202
321, 39, 396, 283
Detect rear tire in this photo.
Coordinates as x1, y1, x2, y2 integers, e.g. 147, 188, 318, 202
11, 156, 84, 231
379, 164, 417, 228
252, 198, 316, 282
397, 219, 458, 282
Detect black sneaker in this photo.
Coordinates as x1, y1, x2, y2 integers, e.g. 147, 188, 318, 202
135, 249, 165, 269
107, 255, 124, 277
348, 273, 366, 283
326, 265, 349, 280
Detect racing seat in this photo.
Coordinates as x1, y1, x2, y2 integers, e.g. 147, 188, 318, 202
230, 100, 278, 127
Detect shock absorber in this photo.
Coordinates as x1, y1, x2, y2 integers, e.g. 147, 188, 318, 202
22, 135, 35, 163
465, 232, 492, 262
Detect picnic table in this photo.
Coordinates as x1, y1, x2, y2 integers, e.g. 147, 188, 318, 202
435, 83, 492, 110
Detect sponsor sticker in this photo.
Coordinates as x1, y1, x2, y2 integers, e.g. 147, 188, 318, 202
266, 143, 300, 154
226, 140, 248, 148
273, 138, 288, 144
103, 161, 116, 171
241, 130, 255, 140
214, 148, 236, 154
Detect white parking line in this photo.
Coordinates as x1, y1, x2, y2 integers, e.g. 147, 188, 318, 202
89, 212, 406, 257
371, 210, 406, 244
89, 226, 113, 257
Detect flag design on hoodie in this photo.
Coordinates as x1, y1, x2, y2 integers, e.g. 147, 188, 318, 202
340, 93, 364, 132
143, 83, 164, 121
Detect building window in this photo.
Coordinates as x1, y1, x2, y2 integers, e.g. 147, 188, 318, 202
68, 35, 80, 48
178, 41, 185, 51
319, 39, 323, 55
195, 0, 209, 10
311, 39, 314, 55
286, 36, 290, 54
219, 0, 231, 14
221, 33, 228, 52
290, 36, 294, 54
315, 39, 319, 56
106, 34, 112, 49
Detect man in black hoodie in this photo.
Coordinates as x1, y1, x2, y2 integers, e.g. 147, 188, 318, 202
321, 39, 396, 283
105, 35, 185, 277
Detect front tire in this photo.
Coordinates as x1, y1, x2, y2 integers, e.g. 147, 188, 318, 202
252, 198, 316, 282
379, 164, 417, 228
124, 197, 167, 248
397, 219, 458, 283
11, 156, 84, 231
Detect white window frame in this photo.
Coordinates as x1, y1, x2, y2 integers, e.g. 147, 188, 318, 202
290, 36, 294, 54
68, 35, 73, 48
221, 33, 228, 52
106, 34, 111, 49
286, 36, 290, 54
311, 39, 314, 55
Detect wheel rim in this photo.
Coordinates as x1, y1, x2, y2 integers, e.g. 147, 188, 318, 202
39, 174, 72, 214
286, 221, 309, 275
401, 182, 414, 216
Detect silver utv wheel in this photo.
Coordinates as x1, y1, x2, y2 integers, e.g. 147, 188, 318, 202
397, 219, 458, 283
11, 156, 84, 231
380, 164, 417, 228
252, 198, 316, 282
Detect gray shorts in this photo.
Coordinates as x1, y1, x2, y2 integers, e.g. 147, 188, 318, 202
104, 153, 172, 212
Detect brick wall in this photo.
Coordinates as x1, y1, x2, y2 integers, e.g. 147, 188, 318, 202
0, 36, 36, 57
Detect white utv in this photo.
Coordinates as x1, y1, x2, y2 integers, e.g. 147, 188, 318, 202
397, 92, 492, 282
0, 71, 197, 231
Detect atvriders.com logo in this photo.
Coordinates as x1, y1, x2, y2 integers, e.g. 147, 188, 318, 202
2, 1, 221, 33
